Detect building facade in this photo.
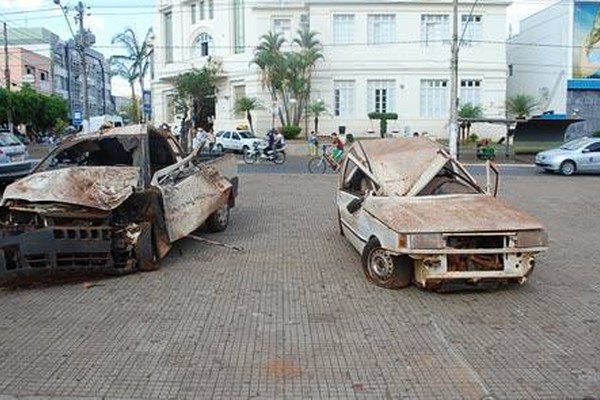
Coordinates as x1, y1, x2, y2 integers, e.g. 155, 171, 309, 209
152, 0, 509, 137
0, 47, 53, 93
0, 27, 112, 119
507, 0, 600, 137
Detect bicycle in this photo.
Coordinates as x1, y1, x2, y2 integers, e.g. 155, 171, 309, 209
307, 144, 342, 173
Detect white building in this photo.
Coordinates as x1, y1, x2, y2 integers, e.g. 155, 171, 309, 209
507, 0, 600, 136
152, 0, 509, 138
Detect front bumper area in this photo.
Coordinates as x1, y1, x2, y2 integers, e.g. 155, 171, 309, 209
0, 226, 123, 284
412, 252, 537, 290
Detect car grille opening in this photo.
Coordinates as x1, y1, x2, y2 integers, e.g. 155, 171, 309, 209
447, 254, 504, 271
446, 235, 505, 249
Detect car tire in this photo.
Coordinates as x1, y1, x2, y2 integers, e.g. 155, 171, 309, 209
361, 238, 412, 289
205, 205, 230, 232
216, 144, 224, 153
559, 160, 576, 176
135, 222, 159, 271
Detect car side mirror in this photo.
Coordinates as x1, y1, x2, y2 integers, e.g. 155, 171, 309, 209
582, 148, 590, 153
346, 197, 364, 214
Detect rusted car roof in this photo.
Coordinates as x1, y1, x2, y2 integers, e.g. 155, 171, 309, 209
364, 194, 544, 233
353, 138, 446, 196
2, 166, 140, 210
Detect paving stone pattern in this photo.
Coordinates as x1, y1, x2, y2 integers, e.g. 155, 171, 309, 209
0, 173, 599, 399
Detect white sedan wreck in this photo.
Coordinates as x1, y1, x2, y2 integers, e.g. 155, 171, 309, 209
337, 138, 548, 291
0, 125, 238, 284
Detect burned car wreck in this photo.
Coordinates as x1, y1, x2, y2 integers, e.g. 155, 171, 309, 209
0, 124, 238, 284
337, 138, 548, 290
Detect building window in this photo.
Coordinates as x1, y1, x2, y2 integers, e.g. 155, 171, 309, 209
191, 4, 197, 24
200, 0, 205, 20
421, 14, 449, 46
208, 0, 214, 19
460, 80, 481, 106
367, 14, 395, 44
234, 0, 245, 54
300, 14, 309, 29
25, 65, 35, 76
194, 33, 213, 57
164, 11, 173, 63
460, 15, 482, 45
40, 70, 48, 81
420, 79, 448, 118
273, 18, 292, 41
368, 80, 395, 113
508, 64, 513, 76
233, 84, 246, 118
333, 14, 355, 44
334, 80, 355, 117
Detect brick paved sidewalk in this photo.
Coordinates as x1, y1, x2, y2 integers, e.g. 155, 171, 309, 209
0, 173, 598, 399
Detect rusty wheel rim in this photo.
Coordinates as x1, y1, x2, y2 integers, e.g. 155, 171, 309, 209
368, 248, 394, 281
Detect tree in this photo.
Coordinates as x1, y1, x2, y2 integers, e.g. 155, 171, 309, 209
1, 86, 67, 134
173, 60, 220, 151
110, 56, 140, 123
235, 97, 260, 134
111, 27, 154, 122
251, 29, 323, 129
308, 100, 326, 134
506, 94, 538, 119
458, 103, 483, 142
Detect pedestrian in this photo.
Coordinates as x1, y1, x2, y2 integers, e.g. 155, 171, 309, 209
206, 128, 216, 152
308, 131, 319, 156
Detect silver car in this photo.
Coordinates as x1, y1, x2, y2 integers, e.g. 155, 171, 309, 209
0, 130, 31, 182
535, 137, 600, 175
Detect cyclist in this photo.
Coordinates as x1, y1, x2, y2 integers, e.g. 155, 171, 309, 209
330, 132, 344, 162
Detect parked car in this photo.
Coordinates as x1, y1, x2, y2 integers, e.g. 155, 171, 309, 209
535, 137, 600, 175
215, 130, 263, 153
0, 124, 238, 284
337, 137, 548, 291
0, 129, 34, 183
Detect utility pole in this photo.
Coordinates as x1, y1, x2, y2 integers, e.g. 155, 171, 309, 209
75, 1, 90, 130
449, 0, 459, 157
3, 22, 13, 132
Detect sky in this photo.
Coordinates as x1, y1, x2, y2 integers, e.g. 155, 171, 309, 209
0, 0, 558, 97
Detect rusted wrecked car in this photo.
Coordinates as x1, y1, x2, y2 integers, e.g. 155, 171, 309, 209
337, 137, 548, 291
0, 124, 238, 284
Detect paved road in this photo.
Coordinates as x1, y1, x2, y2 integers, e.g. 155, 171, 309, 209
238, 154, 545, 178
0, 172, 598, 399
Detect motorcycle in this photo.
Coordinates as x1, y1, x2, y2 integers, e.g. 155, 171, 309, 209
243, 141, 286, 164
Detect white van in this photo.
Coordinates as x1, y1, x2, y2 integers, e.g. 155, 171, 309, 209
84, 115, 124, 133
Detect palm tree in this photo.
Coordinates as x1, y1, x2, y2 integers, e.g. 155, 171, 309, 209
506, 94, 538, 119
109, 56, 139, 123
111, 27, 154, 122
308, 100, 327, 134
458, 103, 483, 142
293, 28, 323, 126
235, 97, 260, 134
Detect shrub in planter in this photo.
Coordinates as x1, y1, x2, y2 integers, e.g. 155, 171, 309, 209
592, 130, 600, 138
281, 125, 302, 139
469, 133, 479, 143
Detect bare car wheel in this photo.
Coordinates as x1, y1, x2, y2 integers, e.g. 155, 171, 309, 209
205, 205, 230, 232
361, 238, 412, 289
559, 160, 576, 176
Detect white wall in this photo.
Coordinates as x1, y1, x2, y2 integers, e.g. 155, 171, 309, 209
507, 0, 571, 114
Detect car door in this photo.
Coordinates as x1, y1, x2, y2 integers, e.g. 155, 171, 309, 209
580, 141, 600, 172
221, 131, 232, 150
231, 132, 242, 151
338, 155, 377, 254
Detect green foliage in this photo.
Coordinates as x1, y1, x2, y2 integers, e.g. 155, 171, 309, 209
281, 125, 302, 139
469, 133, 479, 143
368, 112, 398, 138
506, 94, 538, 119
251, 28, 323, 127
458, 103, 483, 119
592, 130, 600, 138
111, 27, 154, 123
0, 86, 67, 132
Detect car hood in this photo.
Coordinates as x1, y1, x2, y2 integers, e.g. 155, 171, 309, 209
363, 194, 545, 234
537, 148, 572, 158
2, 166, 141, 211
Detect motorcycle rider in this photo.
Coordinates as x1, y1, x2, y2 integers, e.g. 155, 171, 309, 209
263, 128, 276, 159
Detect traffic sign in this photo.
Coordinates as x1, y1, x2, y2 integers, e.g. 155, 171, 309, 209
72, 108, 83, 126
